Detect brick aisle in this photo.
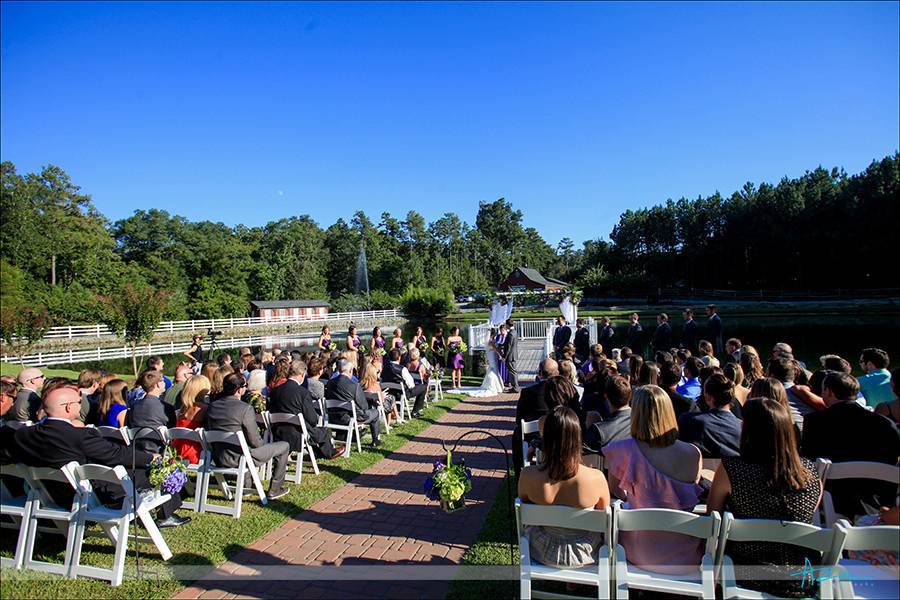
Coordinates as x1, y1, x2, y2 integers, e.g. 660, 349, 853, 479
173, 392, 517, 599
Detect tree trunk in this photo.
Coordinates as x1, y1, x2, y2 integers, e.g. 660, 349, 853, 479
131, 345, 138, 378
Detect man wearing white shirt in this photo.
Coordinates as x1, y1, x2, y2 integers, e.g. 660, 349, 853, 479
381, 348, 428, 418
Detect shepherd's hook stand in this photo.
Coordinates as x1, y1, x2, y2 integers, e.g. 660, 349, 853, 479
440, 429, 516, 567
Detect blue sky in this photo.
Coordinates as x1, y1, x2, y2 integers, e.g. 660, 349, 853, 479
2, 1, 898, 247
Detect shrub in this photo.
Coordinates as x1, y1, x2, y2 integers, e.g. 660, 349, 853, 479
400, 287, 454, 318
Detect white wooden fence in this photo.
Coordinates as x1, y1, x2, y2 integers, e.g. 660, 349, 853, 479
12, 309, 402, 341
467, 318, 597, 356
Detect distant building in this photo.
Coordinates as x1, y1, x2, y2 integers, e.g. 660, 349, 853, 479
497, 267, 568, 292
250, 300, 329, 321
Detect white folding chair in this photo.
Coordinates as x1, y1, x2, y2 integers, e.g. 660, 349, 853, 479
97, 425, 130, 445
364, 391, 391, 435
265, 412, 320, 484
816, 460, 899, 527
125, 426, 168, 451
325, 399, 361, 457
831, 519, 899, 599
380, 382, 410, 423
428, 377, 444, 404
21, 462, 81, 578
163, 427, 209, 512
0, 463, 34, 570
612, 502, 721, 598
199, 429, 269, 519
515, 498, 613, 599
254, 412, 273, 482
521, 418, 541, 468
716, 512, 846, 599
70, 463, 173, 586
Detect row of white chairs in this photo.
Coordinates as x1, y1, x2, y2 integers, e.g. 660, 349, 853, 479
1, 461, 173, 586
517, 499, 900, 600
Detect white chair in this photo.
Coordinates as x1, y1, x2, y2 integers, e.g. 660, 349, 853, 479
428, 377, 444, 404
717, 512, 846, 599
816, 460, 899, 527
831, 519, 899, 599
324, 399, 362, 457
380, 382, 410, 422
265, 412, 320, 484
515, 498, 613, 599
254, 412, 274, 482
613, 502, 721, 598
70, 463, 174, 586
163, 427, 209, 512
21, 462, 81, 578
0, 463, 34, 569
125, 426, 168, 451
521, 418, 541, 467
199, 429, 269, 519
364, 391, 391, 435
97, 426, 130, 445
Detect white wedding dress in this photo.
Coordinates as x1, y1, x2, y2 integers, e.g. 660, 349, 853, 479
448, 348, 505, 397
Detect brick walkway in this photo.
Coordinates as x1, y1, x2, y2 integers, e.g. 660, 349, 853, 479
173, 392, 517, 599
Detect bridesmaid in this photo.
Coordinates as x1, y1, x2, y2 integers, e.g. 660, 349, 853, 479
346, 325, 362, 367
318, 325, 332, 352
413, 326, 427, 349
447, 326, 465, 389
494, 327, 508, 385
391, 327, 405, 350
371, 326, 386, 356
430, 328, 447, 375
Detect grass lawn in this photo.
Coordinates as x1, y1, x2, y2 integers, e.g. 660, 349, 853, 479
0, 391, 466, 599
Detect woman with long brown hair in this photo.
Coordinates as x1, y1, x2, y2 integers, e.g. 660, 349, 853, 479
740, 349, 765, 387
707, 398, 822, 597
173, 374, 210, 464
98, 379, 129, 428
518, 406, 610, 568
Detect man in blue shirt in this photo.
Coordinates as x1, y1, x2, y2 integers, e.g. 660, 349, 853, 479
858, 348, 893, 408
676, 357, 703, 400
678, 373, 742, 458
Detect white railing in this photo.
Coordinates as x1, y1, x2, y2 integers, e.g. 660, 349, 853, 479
13, 309, 403, 341
518, 319, 554, 340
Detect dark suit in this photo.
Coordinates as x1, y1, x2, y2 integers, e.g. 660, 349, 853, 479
651, 322, 673, 354
326, 375, 380, 442
12, 388, 40, 422
126, 394, 175, 454
573, 327, 590, 364
583, 407, 632, 454
381, 361, 427, 413
10, 419, 182, 518
205, 395, 290, 489
707, 314, 723, 354
681, 320, 699, 354
598, 324, 615, 355
626, 323, 643, 354
801, 402, 900, 519
267, 379, 335, 456
552, 325, 572, 359
665, 388, 698, 419
503, 328, 520, 392
513, 381, 550, 477
678, 408, 742, 458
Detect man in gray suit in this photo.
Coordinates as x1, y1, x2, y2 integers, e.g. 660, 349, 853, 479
205, 373, 291, 500
126, 369, 175, 454
503, 320, 520, 393
12, 368, 44, 422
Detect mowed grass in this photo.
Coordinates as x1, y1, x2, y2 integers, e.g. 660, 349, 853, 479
0, 391, 465, 599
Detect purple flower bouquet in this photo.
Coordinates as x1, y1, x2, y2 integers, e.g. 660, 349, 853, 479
149, 445, 188, 495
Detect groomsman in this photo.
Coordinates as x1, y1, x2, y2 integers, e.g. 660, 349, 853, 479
681, 308, 699, 355
626, 313, 643, 355
552, 315, 572, 360
572, 318, 590, 365
651, 313, 673, 355
598, 317, 615, 356
706, 304, 724, 355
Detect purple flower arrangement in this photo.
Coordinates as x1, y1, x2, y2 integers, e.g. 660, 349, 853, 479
423, 450, 473, 512
149, 445, 188, 495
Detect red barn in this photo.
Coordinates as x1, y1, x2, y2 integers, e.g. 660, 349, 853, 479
250, 300, 329, 322
497, 267, 568, 292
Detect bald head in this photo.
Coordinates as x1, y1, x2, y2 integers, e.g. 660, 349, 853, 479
17, 368, 44, 391
539, 358, 559, 380
41, 385, 82, 420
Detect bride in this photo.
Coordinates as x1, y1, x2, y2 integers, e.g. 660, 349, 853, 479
451, 339, 505, 397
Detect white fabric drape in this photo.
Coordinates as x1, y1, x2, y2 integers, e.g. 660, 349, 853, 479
559, 296, 576, 324
489, 300, 513, 326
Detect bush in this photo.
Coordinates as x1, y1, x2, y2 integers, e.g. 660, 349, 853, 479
400, 287, 454, 318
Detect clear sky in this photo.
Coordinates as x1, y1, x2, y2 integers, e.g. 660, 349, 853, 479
2, 1, 898, 247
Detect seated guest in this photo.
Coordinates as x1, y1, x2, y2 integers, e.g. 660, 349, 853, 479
579, 344, 606, 378
11, 384, 189, 527
874, 368, 900, 424
0, 379, 15, 426
268, 360, 342, 460
858, 348, 893, 408
305, 357, 326, 402
708, 398, 822, 598
801, 372, 900, 520
406, 347, 429, 384
676, 357, 703, 400
77, 369, 102, 425
678, 374, 742, 458
127, 369, 175, 453
205, 373, 291, 500
12, 367, 44, 422
723, 363, 750, 406
617, 347, 632, 376
518, 406, 611, 568
380, 348, 428, 418
698, 340, 720, 368
164, 363, 193, 408
147, 355, 173, 390
98, 379, 129, 428
0, 379, 16, 463
267, 356, 290, 389
604, 384, 703, 574
583, 375, 632, 455
242, 369, 268, 414
326, 358, 382, 448
638, 362, 658, 386
361, 362, 397, 426
544, 376, 583, 427
769, 356, 826, 430
513, 358, 559, 478
660, 361, 697, 418
558, 360, 583, 400
627, 355, 643, 386
172, 374, 210, 464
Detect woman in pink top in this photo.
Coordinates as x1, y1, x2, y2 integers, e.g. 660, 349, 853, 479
603, 384, 703, 575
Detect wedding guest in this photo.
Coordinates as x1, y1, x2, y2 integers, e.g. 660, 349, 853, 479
604, 385, 703, 574
305, 357, 326, 402
318, 325, 333, 352
391, 327, 404, 350
874, 368, 900, 424
243, 369, 268, 414
77, 368, 102, 425
361, 362, 397, 425
580, 344, 606, 378
618, 347, 633, 376
518, 406, 611, 569
698, 340, 720, 368
172, 374, 210, 464
638, 362, 659, 386
676, 357, 703, 400
660, 361, 696, 418
97, 379, 129, 428
326, 359, 382, 448
678, 374, 742, 458
164, 363, 193, 408
381, 348, 428, 418
430, 328, 447, 372
267, 356, 290, 390
12, 367, 44, 422
858, 348, 893, 408
723, 363, 750, 406
724, 338, 742, 364
127, 369, 175, 453
447, 327, 465, 389
514, 358, 559, 477
740, 350, 765, 388
707, 398, 822, 598
558, 360, 582, 399
268, 360, 341, 460
583, 375, 632, 454
628, 355, 644, 386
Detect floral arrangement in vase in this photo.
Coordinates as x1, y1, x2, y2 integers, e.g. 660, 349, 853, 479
423, 450, 472, 513
149, 445, 188, 494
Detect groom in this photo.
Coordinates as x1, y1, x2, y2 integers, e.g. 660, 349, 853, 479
502, 320, 520, 393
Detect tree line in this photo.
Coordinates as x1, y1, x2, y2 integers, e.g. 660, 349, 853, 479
1, 152, 897, 325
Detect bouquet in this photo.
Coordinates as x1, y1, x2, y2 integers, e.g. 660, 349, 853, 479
375, 347, 387, 357
417, 342, 430, 356
322, 338, 333, 349
356, 343, 368, 353
149, 445, 188, 494
423, 450, 472, 512
244, 390, 267, 414
448, 341, 468, 354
